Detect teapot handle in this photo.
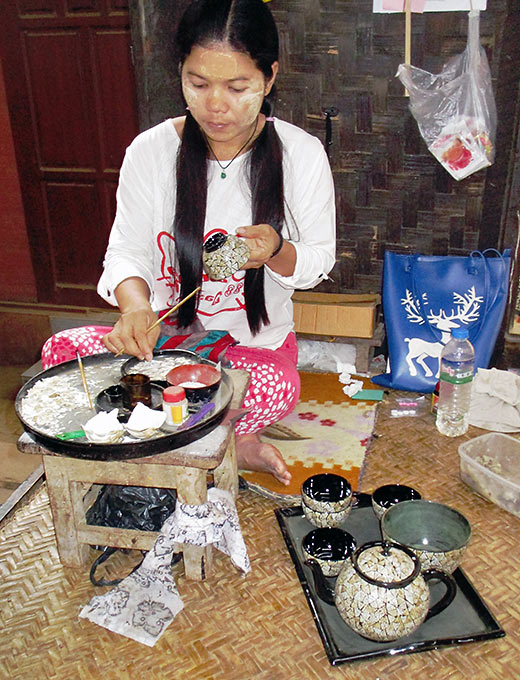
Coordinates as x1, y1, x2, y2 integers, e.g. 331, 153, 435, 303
423, 569, 457, 621
304, 559, 336, 605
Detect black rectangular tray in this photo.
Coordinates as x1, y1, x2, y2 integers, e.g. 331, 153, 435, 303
275, 501, 505, 666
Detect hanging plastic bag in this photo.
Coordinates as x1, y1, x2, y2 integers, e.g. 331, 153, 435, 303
397, 10, 497, 181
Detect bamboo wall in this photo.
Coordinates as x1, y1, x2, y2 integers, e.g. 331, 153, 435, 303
130, 0, 520, 296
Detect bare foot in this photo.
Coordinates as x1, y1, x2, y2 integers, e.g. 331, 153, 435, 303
236, 433, 292, 486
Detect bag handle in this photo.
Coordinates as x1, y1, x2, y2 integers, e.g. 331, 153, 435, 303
409, 249, 506, 345
467, 8, 480, 68
89, 547, 133, 587
468, 249, 507, 328
89, 546, 182, 587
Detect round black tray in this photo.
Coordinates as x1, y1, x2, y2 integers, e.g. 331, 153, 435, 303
15, 351, 233, 461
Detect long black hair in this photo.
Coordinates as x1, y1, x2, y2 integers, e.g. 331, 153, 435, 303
173, 0, 284, 334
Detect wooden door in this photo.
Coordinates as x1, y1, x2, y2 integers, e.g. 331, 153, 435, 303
0, 0, 139, 307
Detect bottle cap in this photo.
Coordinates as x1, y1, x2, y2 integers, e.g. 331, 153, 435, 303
451, 327, 469, 339
163, 386, 186, 403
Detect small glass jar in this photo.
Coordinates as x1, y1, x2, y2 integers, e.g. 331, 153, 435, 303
202, 232, 250, 280
120, 373, 152, 409
162, 386, 189, 426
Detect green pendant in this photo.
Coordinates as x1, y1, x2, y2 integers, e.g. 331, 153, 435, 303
220, 171, 227, 179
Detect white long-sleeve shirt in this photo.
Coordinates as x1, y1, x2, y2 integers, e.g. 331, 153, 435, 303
98, 117, 336, 349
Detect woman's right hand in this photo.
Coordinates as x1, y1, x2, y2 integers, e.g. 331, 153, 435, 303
102, 307, 160, 361
102, 277, 160, 361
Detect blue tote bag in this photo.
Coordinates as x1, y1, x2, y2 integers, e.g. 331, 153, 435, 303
372, 249, 511, 393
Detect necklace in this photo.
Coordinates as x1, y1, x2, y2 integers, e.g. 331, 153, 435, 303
205, 118, 259, 179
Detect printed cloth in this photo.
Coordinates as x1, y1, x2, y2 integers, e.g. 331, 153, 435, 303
79, 488, 250, 646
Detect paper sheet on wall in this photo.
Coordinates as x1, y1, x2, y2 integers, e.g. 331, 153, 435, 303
373, 0, 486, 12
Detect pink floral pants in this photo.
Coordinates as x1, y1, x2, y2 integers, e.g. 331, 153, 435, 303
41, 327, 300, 435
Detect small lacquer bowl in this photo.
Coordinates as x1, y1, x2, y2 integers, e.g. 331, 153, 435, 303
372, 484, 422, 520
302, 528, 357, 577
302, 496, 353, 528
166, 363, 221, 405
301, 473, 353, 514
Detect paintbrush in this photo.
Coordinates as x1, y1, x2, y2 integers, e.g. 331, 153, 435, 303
76, 350, 94, 411
114, 286, 201, 358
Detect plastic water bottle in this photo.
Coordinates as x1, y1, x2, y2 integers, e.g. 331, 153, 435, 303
435, 328, 475, 437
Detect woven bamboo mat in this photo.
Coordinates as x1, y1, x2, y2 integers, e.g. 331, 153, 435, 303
2, 392, 520, 680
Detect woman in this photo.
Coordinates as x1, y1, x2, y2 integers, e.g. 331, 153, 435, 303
42, 0, 336, 486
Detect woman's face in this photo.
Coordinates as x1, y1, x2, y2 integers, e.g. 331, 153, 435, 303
181, 43, 278, 152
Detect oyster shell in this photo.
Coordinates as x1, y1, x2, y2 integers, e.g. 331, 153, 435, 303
125, 402, 166, 439
83, 408, 124, 443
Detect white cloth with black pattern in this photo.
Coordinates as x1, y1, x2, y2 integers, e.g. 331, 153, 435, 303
79, 488, 250, 646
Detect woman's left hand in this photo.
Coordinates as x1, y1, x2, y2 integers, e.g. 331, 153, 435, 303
236, 224, 281, 268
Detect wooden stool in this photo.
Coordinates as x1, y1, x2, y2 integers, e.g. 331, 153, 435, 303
17, 368, 249, 581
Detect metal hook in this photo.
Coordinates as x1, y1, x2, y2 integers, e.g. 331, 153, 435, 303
322, 106, 339, 157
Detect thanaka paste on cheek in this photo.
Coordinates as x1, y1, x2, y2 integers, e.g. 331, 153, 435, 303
236, 88, 265, 125
182, 81, 202, 110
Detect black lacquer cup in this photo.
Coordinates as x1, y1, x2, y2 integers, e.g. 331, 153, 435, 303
372, 484, 422, 519
104, 384, 125, 404
302, 527, 357, 577
302, 473, 353, 513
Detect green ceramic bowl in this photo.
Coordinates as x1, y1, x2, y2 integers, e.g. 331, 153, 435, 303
381, 500, 471, 574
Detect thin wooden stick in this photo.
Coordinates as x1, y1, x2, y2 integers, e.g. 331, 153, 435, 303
114, 286, 201, 357
76, 350, 94, 411
147, 286, 201, 332
404, 0, 412, 97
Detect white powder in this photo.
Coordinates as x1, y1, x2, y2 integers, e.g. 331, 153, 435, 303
127, 356, 196, 380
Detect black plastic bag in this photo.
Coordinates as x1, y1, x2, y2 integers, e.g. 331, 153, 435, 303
86, 485, 177, 532
86, 485, 178, 586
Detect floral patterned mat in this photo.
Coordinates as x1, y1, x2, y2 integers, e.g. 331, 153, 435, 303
240, 372, 380, 502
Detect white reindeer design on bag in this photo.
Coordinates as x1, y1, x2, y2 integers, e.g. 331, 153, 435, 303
401, 287, 483, 378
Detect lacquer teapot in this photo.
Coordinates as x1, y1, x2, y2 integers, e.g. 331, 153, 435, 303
306, 540, 456, 642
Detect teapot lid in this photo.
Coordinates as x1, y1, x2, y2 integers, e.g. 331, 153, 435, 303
352, 541, 421, 589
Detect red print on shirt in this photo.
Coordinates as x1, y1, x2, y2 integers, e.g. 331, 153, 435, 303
156, 230, 246, 315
